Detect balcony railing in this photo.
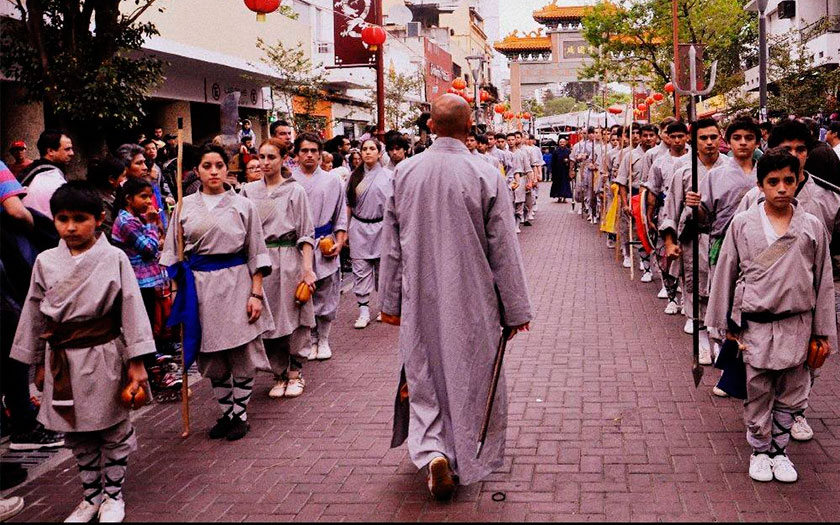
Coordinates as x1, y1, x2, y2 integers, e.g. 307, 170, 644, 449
800, 16, 840, 42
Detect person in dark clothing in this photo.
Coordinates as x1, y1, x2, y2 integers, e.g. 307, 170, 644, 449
550, 139, 573, 202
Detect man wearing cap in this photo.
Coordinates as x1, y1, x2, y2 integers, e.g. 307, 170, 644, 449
8, 142, 32, 180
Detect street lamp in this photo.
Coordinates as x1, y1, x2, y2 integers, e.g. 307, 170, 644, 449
465, 54, 486, 129
757, 0, 769, 122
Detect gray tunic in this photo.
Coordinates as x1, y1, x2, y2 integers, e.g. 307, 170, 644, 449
241, 177, 316, 339
706, 203, 836, 369
11, 235, 156, 432
487, 146, 514, 176
379, 137, 533, 485
640, 142, 668, 183
348, 164, 393, 260
292, 167, 349, 280
614, 145, 646, 190
160, 190, 275, 353
511, 147, 531, 203
699, 162, 756, 238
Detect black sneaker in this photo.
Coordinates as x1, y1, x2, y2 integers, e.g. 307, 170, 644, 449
9, 423, 65, 451
208, 416, 233, 439
225, 416, 250, 441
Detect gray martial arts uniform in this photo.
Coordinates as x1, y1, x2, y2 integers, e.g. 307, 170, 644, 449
11, 234, 156, 503
161, 190, 274, 420
380, 137, 533, 485
706, 202, 836, 454
348, 164, 393, 308
241, 177, 316, 377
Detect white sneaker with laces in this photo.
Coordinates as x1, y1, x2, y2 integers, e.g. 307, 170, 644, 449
97, 497, 125, 523
0, 497, 25, 522
354, 314, 370, 329
699, 330, 712, 365
515, 227, 521, 234
622, 256, 631, 268
683, 319, 694, 334
657, 286, 668, 299
771, 454, 798, 483
712, 385, 730, 397
749, 453, 773, 482
307, 343, 318, 361
65, 499, 101, 523
316, 339, 332, 360
268, 380, 287, 399
640, 272, 653, 283
664, 301, 680, 315
577, 207, 583, 215
791, 415, 814, 441
284, 377, 305, 398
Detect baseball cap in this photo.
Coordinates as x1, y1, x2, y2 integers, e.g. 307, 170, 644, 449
10, 141, 26, 150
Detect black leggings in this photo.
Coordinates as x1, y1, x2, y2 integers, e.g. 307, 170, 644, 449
140, 287, 158, 368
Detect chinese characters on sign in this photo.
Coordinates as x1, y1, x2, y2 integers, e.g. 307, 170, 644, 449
334, 0, 379, 67
562, 41, 596, 60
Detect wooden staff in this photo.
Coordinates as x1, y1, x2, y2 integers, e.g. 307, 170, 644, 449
627, 85, 636, 281
614, 102, 631, 263
175, 117, 190, 438
476, 326, 514, 458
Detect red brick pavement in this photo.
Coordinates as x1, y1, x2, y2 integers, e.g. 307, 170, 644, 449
8, 199, 840, 522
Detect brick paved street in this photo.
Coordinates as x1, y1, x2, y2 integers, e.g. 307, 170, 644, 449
7, 198, 840, 522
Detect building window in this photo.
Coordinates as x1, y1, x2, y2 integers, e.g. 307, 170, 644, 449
317, 42, 331, 54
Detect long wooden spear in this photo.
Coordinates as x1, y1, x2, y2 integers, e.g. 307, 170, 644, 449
175, 117, 190, 437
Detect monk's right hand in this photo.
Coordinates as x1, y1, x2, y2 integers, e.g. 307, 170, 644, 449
34, 365, 45, 392
664, 241, 681, 259
507, 322, 530, 340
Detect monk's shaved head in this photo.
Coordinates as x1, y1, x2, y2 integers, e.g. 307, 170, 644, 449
429, 94, 472, 139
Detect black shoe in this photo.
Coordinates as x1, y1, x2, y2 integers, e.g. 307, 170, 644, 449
0, 463, 28, 490
225, 416, 250, 441
522, 220, 532, 226
208, 416, 233, 439
9, 423, 64, 451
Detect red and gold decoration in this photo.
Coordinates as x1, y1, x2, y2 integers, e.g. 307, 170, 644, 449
244, 0, 280, 22
361, 25, 387, 52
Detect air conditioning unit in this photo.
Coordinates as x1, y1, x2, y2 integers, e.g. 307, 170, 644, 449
407, 22, 421, 38
777, 0, 795, 19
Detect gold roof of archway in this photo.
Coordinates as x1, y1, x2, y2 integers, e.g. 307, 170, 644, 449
533, 1, 592, 22
493, 29, 551, 53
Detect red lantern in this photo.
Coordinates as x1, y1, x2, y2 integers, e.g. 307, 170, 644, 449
607, 105, 623, 114
244, 0, 280, 21
504, 111, 514, 120
522, 112, 531, 120
664, 82, 675, 93
361, 25, 387, 51
480, 90, 491, 103
465, 94, 474, 103
637, 103, 648, 112
646, 96, 655, 106
653, 92, 664, 102
494, 103, 506, 114
452, 78, 466, 91
447, 87, 457, 94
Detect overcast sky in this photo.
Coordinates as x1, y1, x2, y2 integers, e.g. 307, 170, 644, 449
498, 0, 598, 38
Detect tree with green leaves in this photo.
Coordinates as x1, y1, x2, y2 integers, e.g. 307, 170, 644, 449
768, 24, 840, 117
374, 69, 425, 131
580, 0, 756, 100
1, 1, 165, 161
256, 38, 329, 134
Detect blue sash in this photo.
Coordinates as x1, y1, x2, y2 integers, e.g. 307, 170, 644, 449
314, 221, 334, 238
166, 252, 248, 367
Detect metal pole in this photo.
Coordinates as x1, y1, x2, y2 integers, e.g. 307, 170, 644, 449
758, 2, 768, 122
672, 0, 681, 119
375, 0, 385, 140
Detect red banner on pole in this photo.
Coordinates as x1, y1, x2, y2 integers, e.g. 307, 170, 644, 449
334, 0, 379, 67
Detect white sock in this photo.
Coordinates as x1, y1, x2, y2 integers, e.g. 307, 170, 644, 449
317, 318, 332, 343
359, 305, 370, 319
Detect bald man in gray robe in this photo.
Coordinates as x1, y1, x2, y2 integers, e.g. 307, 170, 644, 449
380, 95, 533, 500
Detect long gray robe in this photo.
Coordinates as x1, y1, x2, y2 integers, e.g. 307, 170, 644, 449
487, 146, 513, 176
640, 142, 668, 184
511, 147, 530, 204
11, 235, 156, 432
348, 164, 393, 260
700, 162, 756, 238
379, 137, 533, 485
160, 191, 275, 353
292, 167, 348, 281
240, 177, 316, 339
705, 202, 836, 369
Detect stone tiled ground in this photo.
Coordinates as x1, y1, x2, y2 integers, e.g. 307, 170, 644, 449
7, 198, 840, 522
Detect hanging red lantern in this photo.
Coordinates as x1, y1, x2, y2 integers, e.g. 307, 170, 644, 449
361, 25, 387, 51
664, 82, 675, 93
522, 112, 532, 120
653, 92, 664, 102
244, 0, 280, 22
452, 78, 466, 90
504, 111, 514, 120
494, 103, 506, 114
637, 103, 648, 112
607, 106, 623, 114
480, 90, 491, 103
465, 94, 475, 103
646, 96, 655, 106
447, 87, 458, 94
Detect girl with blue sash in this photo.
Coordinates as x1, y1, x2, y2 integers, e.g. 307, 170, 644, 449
161, 144, 274, 441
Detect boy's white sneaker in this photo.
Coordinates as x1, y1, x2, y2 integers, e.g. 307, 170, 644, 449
657, 286, 668, 299
664, 301, 680, 315
284, 377, 305, 398
65, 500, 101, 523
699, 331, 712, 365
97, 497, 125, 523
791, 415, 814, 441
771, 454, 798, 483
748, 453, 773, 482
640, 271, 653, 283
268, 380, 287, 399
0, 497, 24, 522
316, 339, 332, 360
622, 256, 631, 268
307, 343, 318, 361
683, 319, 694, 334
354, 314, 370, 329
712, 385, 730, 397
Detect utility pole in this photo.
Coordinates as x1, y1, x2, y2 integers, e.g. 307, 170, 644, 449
375, 0, 385, 140
672, 0, 681, 119
757, 0, 769, 122
465, 54, 487, 129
